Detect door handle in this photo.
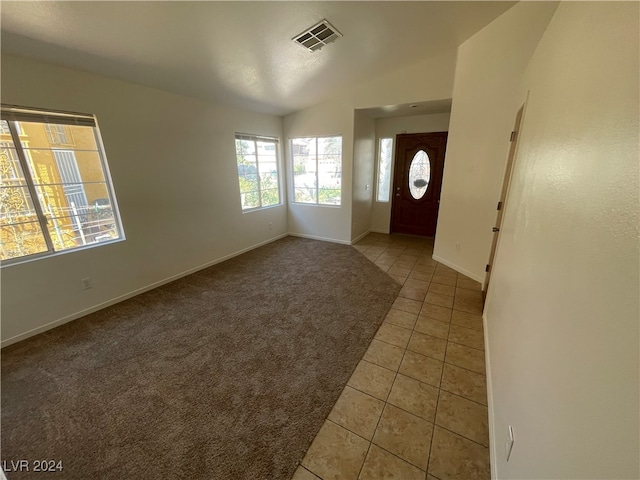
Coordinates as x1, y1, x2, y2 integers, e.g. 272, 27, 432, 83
492, 227, 500, 232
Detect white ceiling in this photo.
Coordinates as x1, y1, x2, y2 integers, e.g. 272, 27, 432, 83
359, 99, 453, 119
1, 1, 514, 116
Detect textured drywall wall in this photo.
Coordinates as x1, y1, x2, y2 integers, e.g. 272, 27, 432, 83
433, 2, 558, 281
485, 2, 639, 478
1, 55, 286, 345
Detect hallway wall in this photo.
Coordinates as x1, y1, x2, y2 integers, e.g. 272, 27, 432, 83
433, 2, 558, 282
485, 2, 639, 478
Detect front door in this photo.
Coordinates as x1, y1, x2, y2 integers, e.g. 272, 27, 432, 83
390, 132, 447, 236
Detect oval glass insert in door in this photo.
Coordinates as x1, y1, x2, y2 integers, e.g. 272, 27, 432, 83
408, 150, 431, 199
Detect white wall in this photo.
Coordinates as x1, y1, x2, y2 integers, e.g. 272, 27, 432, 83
351, 110, 375, 242
283, 50, 457, 243
352, 50, 456, 110
1, 55, 287, 346
371, 113, 451, 233
433, 2, 558, 282
485, 2, 639, 478
283, 97, 355, 244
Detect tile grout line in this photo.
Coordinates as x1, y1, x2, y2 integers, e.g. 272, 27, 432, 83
353, 240, 411, 479
355, 301, 414, 478
357, 254, 435, 478
432, 423, 491, 449
425, 274, 460, 478
429, 278, 490, 476
425, 338, 449, 475
349, 237, 487, 480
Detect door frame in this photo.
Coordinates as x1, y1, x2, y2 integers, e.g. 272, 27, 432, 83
389, 131, 447, 237
484, 103, 526, 294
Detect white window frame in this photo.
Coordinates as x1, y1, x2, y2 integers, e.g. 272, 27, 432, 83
290, 135, 342, 206
234, 133, 282, 212
376, 137, 394, 203
0, 104, 124, 266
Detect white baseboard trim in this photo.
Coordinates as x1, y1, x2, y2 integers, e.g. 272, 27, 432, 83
370, 228, 390, 234
431, 254, 485, 283
1, 233, 289, 348
287, 232, 351, 245
483, 311, 497, 480
350, 230, 371, 245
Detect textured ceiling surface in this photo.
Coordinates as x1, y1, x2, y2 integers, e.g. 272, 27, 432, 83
1, 1, 513, 115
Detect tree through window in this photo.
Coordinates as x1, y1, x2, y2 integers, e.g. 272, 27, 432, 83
235, 134, 281, 211
291, 136, 342, 205
0, 105, 124, 263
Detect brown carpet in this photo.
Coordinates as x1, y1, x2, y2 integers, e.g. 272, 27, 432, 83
1, 237, 400, 480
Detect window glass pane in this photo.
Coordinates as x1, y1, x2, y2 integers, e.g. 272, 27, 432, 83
242, 191, 260, 210
293, 141, 317, 202
318, 189, 341, 205
239, 173, 259, 194
1, 222, 48, 260
291, 136, 342, 206
256, 141, 276, 158
318, 136, 341, 156
259, 172, 278, 190
236, 139, 256, 156
235, 136, 280, 211
37, 182, 120, 250
25, 149, 106, 186
0, 143, 26, 183
292, 137, 316, 156
0, 186, 40, 225
0, 120, 10, 135
261, 189, 279, 207
15, 122, 97, 150
0, 110, 123, 262
318, 157, 341, 188
377, 138, 393, 202
0, 132, 48, 260
408, 150, 431, 200
294, 187, 317, 204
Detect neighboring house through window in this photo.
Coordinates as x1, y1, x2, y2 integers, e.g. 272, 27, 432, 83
291, 136, 342, 205
0, 105, 124, 264
45, 124, 72, 144
53, 150, 89, 213
235, 133, 281, 211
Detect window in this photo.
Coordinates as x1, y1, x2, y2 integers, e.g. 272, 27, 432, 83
408, 150, 431, 200
376, 137, 393, 202
235, 134, 280, 211
45, 124, 72, 145
0, 105, 124, 264
291, 136, 342, 205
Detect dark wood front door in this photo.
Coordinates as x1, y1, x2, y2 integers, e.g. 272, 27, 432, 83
390, 132, 447, 237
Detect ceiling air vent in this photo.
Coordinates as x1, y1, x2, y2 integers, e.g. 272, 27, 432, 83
293, 20, 342, 52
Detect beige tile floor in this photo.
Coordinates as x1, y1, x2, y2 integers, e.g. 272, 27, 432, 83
292, 233, 490, 480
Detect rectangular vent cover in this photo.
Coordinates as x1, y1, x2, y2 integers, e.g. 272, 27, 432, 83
293, 20, 342, 52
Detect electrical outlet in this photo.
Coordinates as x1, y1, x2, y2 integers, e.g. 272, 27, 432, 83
505, 425, 515, 461
268, 222, 273, 231
455, 242, 461, 252
365, 184, 370, 191
81, 277, 92, 290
